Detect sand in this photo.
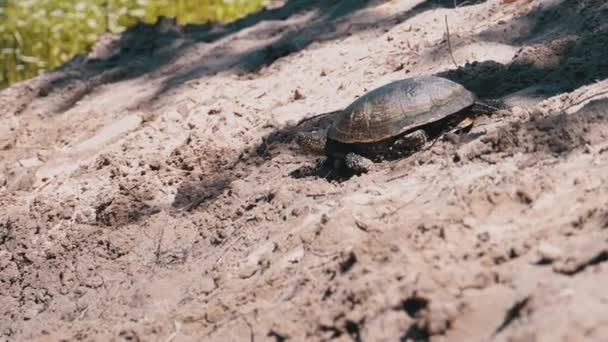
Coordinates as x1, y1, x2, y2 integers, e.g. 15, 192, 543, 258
2, 0, 608, 340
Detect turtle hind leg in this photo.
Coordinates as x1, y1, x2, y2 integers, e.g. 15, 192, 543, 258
345, 153, 375, 174
393, 129, 428, 152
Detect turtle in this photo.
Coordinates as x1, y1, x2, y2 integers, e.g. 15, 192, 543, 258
295, 75, 495, 174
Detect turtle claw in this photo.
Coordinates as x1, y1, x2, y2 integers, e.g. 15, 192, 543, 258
345, 153, 375, 174
451, 117, 474, 134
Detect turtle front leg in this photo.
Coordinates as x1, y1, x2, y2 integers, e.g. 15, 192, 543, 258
392, 129, 428, 153
345, 153, 375, 174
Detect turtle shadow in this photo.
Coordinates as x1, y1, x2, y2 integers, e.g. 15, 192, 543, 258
8, 0, 498, 117
481, 98, 608, 159
167, 108, 344, 210
135, 0, 608, 211
288, 159, 337, 180
288, 157, 363, 182
152, 95, 608, 216
169, 0, 608, 210
171, 176, 232, 211
10, 0, 424, 117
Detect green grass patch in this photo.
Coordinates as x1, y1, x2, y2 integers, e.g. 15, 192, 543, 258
0, 0, 266, 87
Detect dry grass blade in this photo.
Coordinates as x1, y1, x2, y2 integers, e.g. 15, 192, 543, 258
444, 15, 459, 69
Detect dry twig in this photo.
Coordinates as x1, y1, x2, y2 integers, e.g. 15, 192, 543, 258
155, 226, 165, 265
444, 15, 459, 68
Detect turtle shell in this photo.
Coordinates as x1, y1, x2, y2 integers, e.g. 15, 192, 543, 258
327, 76, 476, 144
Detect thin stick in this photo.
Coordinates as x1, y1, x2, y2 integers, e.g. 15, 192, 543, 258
444, 15, 459, 69
241, 314, 255, 342
215, 236, 243, 264
155, 226, 165, 265
165, 321, 182, 342
306, 192, 340, 198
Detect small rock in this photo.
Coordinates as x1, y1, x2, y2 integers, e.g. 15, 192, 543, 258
462, 217, 477, 229
293, 89, 305, 101
149, 160, 161, 171
18, 158, 43, 168
166, 110, 182, 122
516, 189, 534, 205
61, 207, 74, 220
558, 287, 575, 298
511, 106, 526, 117
205, 304, 227, 323
443, 132, 460, 144
238, 264, 258, 279
22, 304, 44, 320
0, 250, 12, 269
197, 276, 217, 295
477, 232, 490, 242
7, 169, 36, 192
417, 301, 457, 336
246, 241, 277, 266
354, 219, 369, 231
291, 206, 309, 217
284, 119, 297, 127
536, 242, 563, 262
285, 245, 305, 264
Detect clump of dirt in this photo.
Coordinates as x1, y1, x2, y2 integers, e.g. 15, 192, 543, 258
2, 0, 608, 341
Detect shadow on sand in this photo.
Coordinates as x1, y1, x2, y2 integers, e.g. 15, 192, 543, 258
37, 0, 608, 219
10, 0, 496, 117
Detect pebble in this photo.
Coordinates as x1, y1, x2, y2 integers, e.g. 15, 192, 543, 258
536, 242, 563, 261
238, 264, 258, 279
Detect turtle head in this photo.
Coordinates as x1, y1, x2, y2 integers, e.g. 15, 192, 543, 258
295, 129, 328, 156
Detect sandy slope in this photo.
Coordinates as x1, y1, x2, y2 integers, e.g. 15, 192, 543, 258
2, 0, 608, 340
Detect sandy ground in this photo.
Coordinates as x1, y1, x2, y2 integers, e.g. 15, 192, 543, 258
2, 0, 608, 340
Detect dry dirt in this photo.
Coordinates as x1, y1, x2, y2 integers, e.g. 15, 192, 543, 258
2, 0, 608, 341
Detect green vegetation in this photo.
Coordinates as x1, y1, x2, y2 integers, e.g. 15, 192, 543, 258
0, 0, 266, 88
